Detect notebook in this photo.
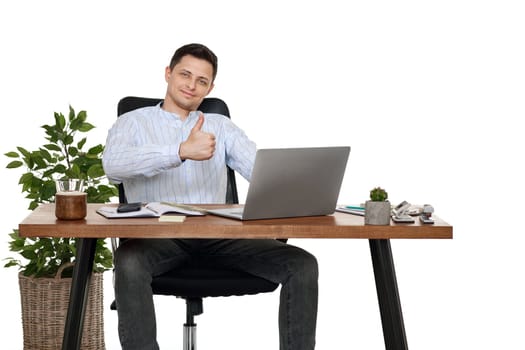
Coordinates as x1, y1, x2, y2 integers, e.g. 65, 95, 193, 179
207, 146, 350, 220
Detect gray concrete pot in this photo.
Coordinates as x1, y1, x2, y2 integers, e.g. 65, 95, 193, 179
365, 200, 391, 225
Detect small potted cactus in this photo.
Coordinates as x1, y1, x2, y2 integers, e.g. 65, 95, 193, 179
365, 187, 391, 225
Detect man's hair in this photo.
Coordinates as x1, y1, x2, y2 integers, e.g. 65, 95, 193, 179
169, 43, 218, 81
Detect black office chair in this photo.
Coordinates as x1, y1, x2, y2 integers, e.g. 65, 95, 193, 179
110, 96, 280, 350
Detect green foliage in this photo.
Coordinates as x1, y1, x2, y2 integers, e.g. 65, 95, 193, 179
370, 187, 388, 202
4, 106, 118, 277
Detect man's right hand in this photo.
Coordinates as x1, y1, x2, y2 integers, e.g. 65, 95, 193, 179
179, 114, 216, 161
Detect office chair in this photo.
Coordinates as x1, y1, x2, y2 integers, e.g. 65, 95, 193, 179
110, 96, 280, 350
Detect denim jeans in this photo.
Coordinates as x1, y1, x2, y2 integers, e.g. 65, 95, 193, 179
114, 238, 318, 350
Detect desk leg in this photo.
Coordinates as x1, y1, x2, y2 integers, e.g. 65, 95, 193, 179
369, 239, 408, 350
62, 238, 97, 350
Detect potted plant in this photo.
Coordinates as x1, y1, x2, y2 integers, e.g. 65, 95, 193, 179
365, 186, 391, 225
4, 106, 118, 350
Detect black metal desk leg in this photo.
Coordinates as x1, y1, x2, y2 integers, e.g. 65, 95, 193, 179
62, 238, 97, 350
369, 239, 408, 350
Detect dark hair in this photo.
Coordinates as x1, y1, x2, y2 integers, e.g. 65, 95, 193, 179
169, 43, 218, 81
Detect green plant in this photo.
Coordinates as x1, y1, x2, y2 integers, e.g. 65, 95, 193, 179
4, 106, 118, 277
369, 187, 388, 202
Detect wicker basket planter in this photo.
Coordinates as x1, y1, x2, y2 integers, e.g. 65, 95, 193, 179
18, 264, 105, 350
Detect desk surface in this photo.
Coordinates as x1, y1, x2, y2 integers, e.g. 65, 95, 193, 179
19, 203, 453, 239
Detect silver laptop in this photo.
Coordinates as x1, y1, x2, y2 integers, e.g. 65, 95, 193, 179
207, 146, 350, 220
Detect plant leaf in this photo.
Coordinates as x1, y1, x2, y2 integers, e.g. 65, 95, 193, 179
87, 163, 105, 178
17, 147, 30, 158
54, 112, 66, 131
68, 146, 79, 157
78, 122, 95, 132
5, 151, 19, 158
43, 144, 61, 152
38, 148, 53, 162
6, 160, 23, 169
53, 163, 67, 173
77, 138, 87, 150
77, 110, 87, 122
68, 105, 76, 121
88, 144, 104, 155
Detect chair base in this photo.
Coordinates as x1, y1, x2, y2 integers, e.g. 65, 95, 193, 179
183, 324, 197, 350
183, 297, 202, 350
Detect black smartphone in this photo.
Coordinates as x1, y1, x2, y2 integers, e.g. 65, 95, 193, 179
117, 202, 142, 213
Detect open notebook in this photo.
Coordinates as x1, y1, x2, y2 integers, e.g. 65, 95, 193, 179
96, 202, 206, 219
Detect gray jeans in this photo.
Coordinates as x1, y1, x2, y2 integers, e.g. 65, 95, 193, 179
114, 238, 318, 350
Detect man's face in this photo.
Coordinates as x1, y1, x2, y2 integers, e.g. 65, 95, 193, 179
164, 55, 215, 116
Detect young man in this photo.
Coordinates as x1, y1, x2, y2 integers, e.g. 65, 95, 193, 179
102, 43, 318, 350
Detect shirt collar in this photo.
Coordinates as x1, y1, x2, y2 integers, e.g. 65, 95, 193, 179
157, 102, 200, 121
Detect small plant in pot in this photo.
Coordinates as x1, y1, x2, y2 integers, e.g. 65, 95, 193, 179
365, 187, 391, 225
4, 106, 118, 349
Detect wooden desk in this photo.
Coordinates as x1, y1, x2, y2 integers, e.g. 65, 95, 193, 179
19, 203, 453, 350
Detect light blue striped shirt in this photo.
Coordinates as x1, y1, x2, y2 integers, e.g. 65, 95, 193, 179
102, 104, 256, 204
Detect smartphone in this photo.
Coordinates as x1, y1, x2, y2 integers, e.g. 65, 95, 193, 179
117, 202, 142, 213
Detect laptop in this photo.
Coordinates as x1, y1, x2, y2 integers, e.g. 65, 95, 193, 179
207, 146, 350, 220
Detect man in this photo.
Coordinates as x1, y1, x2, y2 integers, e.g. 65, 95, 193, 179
102, 43, 318, 350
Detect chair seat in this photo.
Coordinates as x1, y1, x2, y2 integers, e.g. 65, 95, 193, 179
152, 265, 279, 298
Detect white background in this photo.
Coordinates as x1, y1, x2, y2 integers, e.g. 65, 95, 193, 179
1, 1, 524, 349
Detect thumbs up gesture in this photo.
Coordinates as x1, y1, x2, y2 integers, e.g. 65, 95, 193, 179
179, 113, 216, 161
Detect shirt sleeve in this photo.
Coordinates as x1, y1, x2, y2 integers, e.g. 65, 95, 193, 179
221, 117, 257, 181
102, 113, 183, 184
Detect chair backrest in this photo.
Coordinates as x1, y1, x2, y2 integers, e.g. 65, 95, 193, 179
116, 96, 239, 205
